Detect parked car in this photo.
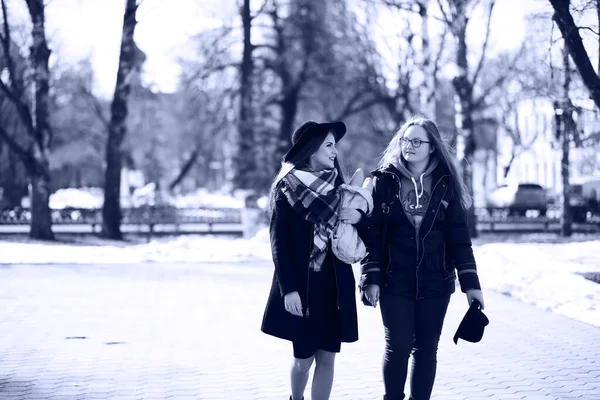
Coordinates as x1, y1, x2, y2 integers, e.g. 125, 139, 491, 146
569, 177, 600, 222
485, 183, 548, 216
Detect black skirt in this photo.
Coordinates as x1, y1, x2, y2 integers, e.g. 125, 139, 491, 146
292, 249, 342, 359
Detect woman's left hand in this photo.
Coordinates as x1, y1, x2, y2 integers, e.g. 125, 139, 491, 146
466, 289, 485, 310
339, 208, 361, 224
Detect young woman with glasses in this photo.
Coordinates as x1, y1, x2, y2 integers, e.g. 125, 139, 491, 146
359, 115, 485, 400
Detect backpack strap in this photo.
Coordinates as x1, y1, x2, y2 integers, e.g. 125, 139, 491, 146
374, 173, 398, 215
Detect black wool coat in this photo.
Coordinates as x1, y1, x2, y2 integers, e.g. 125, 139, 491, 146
260, 187, 360, 343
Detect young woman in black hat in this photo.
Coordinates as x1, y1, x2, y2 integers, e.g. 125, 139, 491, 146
261, 120, 367, 400
359, 115, 485, 400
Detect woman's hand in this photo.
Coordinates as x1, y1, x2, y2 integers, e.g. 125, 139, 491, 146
466, 289, 485, 310
365, 284, 380, 307
339, 208, 361, 224
284, 291, 303, 317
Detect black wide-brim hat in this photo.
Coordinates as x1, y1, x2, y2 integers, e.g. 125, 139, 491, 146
283, 120, 346, 163
453, 299, 489, 344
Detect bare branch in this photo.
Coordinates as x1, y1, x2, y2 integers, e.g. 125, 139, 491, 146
0, 0, 19, 93
471, 43, 526, 110
168, 116, 228, 191
79, 85, 110, 129
0, 124, 33, 168
580, 130, 600, 145
0, 79, 34, 136
471, 74, 510, 111
436, 0, 453, 27
431, 26, 448, 92
550, 0, 600, 110
184, 62, 238, 85
471, 0, 495, 87
136, 0, 165, 23
252, 43, 278, 52
251, 0, 270, 20
578, 25, 600, 35
369, 0, 419, 12
331, 91, 380, 121
183, 26, 236, 85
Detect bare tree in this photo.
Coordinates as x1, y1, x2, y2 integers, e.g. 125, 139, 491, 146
416, 0, 436, 117
167, 88, 231, 191
0, 0, 54, 240
101, 0, 140, 239
437, 0, 496, 237
235, 0, 257, 189
549, 0, 600, 109
558, 44, 575, 236
363, 0, 442, 119
498, 111, 543, 180
260, 0, 320, 165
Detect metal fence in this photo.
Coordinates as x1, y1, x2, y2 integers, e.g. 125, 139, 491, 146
0, 207, 598, 235
476, 214, 600, 233
0, 207, 245, 237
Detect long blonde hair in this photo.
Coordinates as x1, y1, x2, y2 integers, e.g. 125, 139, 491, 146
378, 115, 472, 209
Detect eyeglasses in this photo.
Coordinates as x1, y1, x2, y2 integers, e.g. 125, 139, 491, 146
400, 138, 430, 148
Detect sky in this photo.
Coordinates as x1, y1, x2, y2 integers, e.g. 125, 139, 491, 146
39, 0, 235, 97
2, 0, 591, 98
0, 0, 553, 98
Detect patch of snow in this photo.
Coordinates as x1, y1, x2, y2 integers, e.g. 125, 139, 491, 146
0, 230, 599, 328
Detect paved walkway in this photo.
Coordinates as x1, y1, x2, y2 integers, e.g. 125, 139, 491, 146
0, 260, 598, 400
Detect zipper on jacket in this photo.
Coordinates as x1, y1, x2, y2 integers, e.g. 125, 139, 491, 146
382, 172, 401, 277
415, 224, 420, 298
414, 176, 446, 299
384, 169, 422, 297
386, 245, 393, 277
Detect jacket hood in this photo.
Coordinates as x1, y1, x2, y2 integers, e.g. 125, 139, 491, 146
373, 157, 440, 180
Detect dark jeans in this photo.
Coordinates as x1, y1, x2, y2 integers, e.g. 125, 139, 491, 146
380, 293, 451, 400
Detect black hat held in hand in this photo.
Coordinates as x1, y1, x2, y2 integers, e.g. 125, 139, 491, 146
453, 299, 489, 344
283, 120, 346, 163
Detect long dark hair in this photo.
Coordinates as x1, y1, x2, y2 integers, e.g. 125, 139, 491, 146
378, 115, 472, 209
267, 131, 347, 217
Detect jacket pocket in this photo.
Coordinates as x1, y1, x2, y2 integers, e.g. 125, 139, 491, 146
422, 249, 446, 277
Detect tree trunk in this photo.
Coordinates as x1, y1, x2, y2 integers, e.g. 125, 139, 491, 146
276, 87, 300, 169
561, 45, 573, 237
451, 11, 478, 238
597, 0, 600, 74
29, 172, 52, 238
26, 0, 53, 240
102, 0, 138, 240
5, 149, 26, 208
418, 0, 435, 118
235, 0, 257, 190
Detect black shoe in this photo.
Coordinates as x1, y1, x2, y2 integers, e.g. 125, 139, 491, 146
289, 397, 304, 400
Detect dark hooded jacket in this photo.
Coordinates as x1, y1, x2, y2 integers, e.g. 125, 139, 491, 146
359, 161, 481, 299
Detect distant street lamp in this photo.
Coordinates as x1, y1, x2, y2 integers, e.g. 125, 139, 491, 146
553, 99, 573, 236
553, 100, 563, 140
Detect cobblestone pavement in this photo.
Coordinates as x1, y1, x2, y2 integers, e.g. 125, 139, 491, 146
0, 260, 599, 400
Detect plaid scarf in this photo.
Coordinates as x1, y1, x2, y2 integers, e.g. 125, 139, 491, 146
281, 168, 341, 271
